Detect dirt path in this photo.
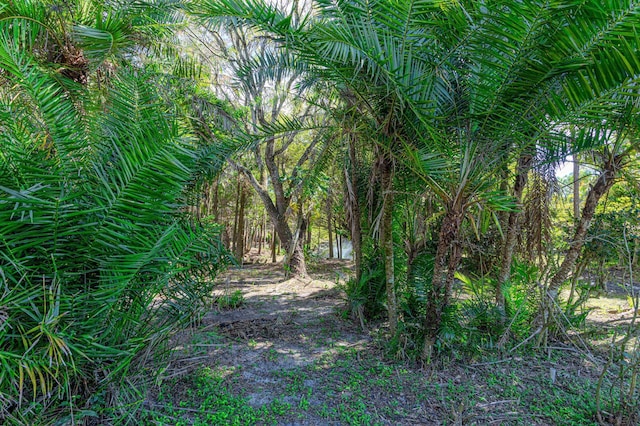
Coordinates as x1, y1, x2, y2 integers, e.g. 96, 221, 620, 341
149, 261, 391, 425
200, 261, 368, 373
144, 261, 627, 425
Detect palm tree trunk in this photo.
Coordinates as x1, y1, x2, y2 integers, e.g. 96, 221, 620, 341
547, 157, 620, 299
327, 195, 334, 258
423, 206, 464, 360
497, 154, 532, 309
380, 155, 397, 335
573, 155, 580, 220
346, 135, 363, 284
232, 177, 240, 253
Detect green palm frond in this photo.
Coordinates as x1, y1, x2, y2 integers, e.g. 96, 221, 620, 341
73, 0, 188, 66
0, 19, 230, 422
191, 0, 298, 34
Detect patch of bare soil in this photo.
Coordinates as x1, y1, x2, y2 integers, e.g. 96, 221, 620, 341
144, 261, 634, 425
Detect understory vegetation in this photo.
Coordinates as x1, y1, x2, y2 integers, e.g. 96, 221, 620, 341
0, 0, 639, 424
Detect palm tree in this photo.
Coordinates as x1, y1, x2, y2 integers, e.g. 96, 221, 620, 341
0, 2, 232, 421
193, 0, 640, 357
547, 123, 640, 300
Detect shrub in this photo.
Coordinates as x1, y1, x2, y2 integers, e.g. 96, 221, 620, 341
0, 43, 230, 423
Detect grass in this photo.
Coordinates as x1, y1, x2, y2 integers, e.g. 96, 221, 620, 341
215, 290, 245, 310
139, 265, 638, 425
142, 367, 293, 425
144, 341, 614, 425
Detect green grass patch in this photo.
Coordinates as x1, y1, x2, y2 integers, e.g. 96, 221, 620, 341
142, 366, 292, 425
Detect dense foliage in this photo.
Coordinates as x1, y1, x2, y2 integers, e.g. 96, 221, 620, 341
0, 1, 231, 423
0, 0, 639, 423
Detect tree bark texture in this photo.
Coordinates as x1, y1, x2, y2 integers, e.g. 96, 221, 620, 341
380, 155, 397, 335
423, 206, 464, 360
232, 177, 241, 254
497, 154, 532, 309
327, 194, 334, 259
234, 186, 247, 263
235, 148, 308, 277
547, 156, 621, 298
271, 226, 278, 263
286, 214, 308, 277
346, 135, 363, 284
573, 155, 580, 220
212, 176, 220, 222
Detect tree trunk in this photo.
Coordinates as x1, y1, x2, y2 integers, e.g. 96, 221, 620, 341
284, 227, 307, 277
234, 186, 247, 263
567, 258, 588, 307
236, 162, 308, 277
222, 227, 231, 250
380, 155, 397, 335
423, 206, 464, 360
497, 154, 532, 309
199, 182, 208, 220
288, 242, 306, 276
212, 176, 220, 222
345, 135, 363, 284
232, 177, 241, 254
257, 217, 264, 255
283, 213, 308, 277
596, 258, 606, 292
547, 157, 620, 299
573, 155, 580, 220
245, 218, 252, 253
271, 226, 278, 263
327, 195, 334, 259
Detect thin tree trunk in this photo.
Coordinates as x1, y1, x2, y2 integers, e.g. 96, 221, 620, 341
199, 182, 208, 220
346, 135, 363, 284
232, 177, 240, 253
497, 154, 532, 309
567, 259, 588, 307
548, 157, 620, 299
573, 155, 580, 220
206, 180, 213, 216
257, 215, 264, 255
423, 206, 464, 360
380, 155, 397, 335
245, 218, 252, 254
327, 195, 334, 259
234, 186, 247, 263
271, 226, 278, 263
212, 176, 220, 223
